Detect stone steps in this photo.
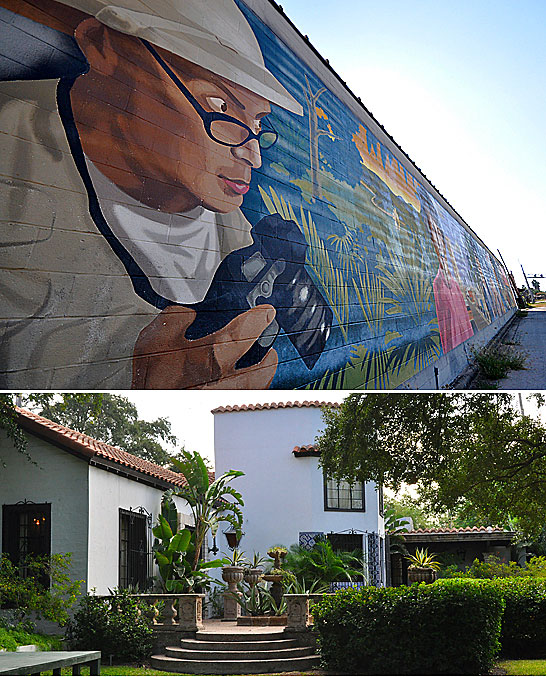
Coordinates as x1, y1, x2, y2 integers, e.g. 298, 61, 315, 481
165, 644, 312, 660
179, 637, 299, 652
150, 628, 320, 675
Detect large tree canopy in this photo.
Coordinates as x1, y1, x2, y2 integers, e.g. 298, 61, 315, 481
1, 393, 178, 466
317, 393, 546, 537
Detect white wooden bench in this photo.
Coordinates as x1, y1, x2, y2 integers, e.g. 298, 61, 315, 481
0, 650, 100, 675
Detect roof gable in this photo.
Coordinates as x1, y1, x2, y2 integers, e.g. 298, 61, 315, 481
15, 408, 188, 488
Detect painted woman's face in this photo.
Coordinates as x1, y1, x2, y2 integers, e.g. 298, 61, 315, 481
71, 20, 270, 213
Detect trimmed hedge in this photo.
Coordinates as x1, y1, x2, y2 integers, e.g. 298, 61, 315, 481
492, 578, 546, 658
312, 579, 504, 675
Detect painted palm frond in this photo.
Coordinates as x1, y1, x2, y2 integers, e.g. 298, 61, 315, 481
326, 225, 364, 277
349, 343, 390, 389
304, 367, 347, 390
351, 262, 393, 333
386, 330, 442, 376
258, 185, 350, 340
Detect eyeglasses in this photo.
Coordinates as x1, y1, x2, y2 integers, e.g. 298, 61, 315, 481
142, 39, 278, 149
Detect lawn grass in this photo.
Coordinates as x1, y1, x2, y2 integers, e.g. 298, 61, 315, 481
497, 659, 546, 675
37, 667, 324, 676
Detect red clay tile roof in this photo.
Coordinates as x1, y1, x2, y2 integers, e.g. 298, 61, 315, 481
16, 408, 188, 488
293, 445, 320, 457
406, 526, 510, 535
212, 401, 340, 414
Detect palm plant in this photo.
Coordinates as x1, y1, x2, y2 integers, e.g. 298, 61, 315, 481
284, 540, 364, 586
170, 449, 244, 571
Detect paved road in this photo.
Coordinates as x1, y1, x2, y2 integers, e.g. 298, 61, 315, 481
497, 307, 546, 389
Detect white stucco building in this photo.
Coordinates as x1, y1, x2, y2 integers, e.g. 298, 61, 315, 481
213, 401, 386, 586
0, 408, 192, 594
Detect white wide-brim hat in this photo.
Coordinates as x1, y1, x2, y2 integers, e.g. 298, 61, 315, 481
58, 0, 303, 115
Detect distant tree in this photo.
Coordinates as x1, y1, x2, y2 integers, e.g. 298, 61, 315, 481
532, 279, 540, 292
18, 393, 177, 466
386, 493, 493, 531
318, 393, 546, 538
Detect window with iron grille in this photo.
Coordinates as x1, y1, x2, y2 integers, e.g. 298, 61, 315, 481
327, 531, 363, 552
119, 508, 151, 590
2, 502, 51, 586
324, 477, 365, 511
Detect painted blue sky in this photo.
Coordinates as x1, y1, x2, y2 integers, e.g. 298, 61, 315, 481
275, 0, 546, 288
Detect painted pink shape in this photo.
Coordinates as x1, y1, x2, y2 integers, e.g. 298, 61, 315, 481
433, 269, 474, 354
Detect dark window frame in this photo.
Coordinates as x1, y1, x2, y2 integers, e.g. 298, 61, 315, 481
323, 477, 366, 512
2, 502, 51, 587
118, 508, 151, 590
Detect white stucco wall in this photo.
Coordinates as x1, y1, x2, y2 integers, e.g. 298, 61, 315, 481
87, 466, 192, 593
0, 430, 89, 591
213, 406, 385, 574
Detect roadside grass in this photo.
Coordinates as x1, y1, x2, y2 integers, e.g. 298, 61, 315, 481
497, 659, 546, 675
473, 345, 527, 380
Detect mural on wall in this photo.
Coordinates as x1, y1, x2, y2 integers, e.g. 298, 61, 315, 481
0, 0, 515, 389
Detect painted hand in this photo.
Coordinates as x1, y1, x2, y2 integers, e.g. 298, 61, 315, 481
132, 305, 278, 389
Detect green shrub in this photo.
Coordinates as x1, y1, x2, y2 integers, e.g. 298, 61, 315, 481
0, 625, 63, 651
313, 579, 504, 675
65, 588, 153, 662
445, 555, 546, 581
462, 556, 528, 579
492, 578, 546, 658
0, 553, 82, 625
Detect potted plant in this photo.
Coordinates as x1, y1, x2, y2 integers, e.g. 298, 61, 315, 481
266, 546, 287, 570
263, 546, 288, 607
221, 549, 247, 586
220, 550, 247, 620
243, 553, 266, 588
405, 548, 440, 584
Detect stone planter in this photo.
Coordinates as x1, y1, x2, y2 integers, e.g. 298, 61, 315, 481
262, 573, 284, 607
222, 566, 245, 586
222, 566, 244, 621
237, 615, 287, 626
243, 567, 263, 587
407, 566, 437, 584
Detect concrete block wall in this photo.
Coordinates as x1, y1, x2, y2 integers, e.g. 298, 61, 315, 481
0, 0, 516, 389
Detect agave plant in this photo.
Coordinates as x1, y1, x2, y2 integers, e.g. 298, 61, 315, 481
406, 548, 441, 571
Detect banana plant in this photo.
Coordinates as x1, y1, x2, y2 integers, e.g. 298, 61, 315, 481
169, 449, 245, 571
152, 496, 225, 592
